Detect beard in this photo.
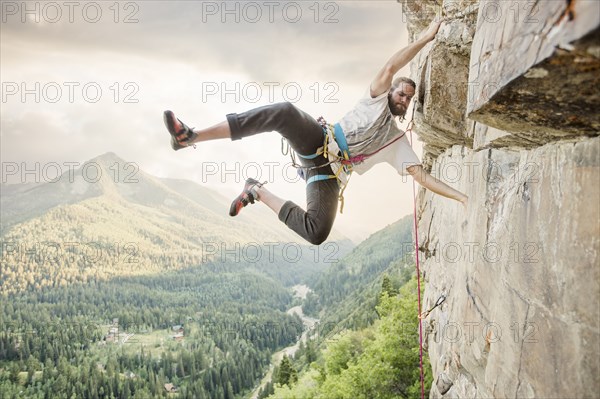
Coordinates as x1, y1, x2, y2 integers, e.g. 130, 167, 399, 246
388, 91, 407, 117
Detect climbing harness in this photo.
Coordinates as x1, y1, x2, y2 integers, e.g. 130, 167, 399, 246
281, 117, 354, 213
281, 116, 412, 214
418, 293, 447, 319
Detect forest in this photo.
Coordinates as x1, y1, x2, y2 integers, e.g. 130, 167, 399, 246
263, 277, 432, 399
0, 216, 431, 398
0, 265, 303, 398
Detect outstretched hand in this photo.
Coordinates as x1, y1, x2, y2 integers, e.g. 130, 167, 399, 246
423, 17, 445, 41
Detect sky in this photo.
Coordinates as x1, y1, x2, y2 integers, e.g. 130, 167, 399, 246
0, 0, 427, 243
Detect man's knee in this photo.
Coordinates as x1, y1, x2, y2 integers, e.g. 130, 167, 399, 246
307, 232, 329, 246
260, 102, 300, 132
272, 101, 299, 119
306, 221, 333, 246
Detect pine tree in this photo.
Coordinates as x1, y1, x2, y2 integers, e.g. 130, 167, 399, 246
178, 356, 186, 378
264, 381, 275, 397
381, 275, 395, 297
277, 355, 297, 387
124, 379, 132, 398
305, 339, 318, 365
225, 381, 235, 399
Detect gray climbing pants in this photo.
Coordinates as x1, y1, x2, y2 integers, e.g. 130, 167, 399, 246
226, 102, 339, 245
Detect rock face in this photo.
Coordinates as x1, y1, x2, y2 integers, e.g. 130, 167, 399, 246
400, 0, 600, 397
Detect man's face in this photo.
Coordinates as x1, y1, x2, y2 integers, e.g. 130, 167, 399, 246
388, 82, 415, 117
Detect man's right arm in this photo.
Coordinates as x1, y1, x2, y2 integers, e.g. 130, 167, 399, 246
370, 18, 443, 98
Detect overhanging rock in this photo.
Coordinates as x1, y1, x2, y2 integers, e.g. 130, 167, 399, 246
470, 28, 599, 145
468, 0, 600, 145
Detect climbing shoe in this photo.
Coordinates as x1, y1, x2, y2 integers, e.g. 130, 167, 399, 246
163, 110, 198, 151
229, 178, 265, 216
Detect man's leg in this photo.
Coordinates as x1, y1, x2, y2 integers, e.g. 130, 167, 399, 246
167, 102, 340, 244
225, 102, 325, 155
231, 180, 338, 246
254, 185, 286, 215
276, 175, 339, 246
227, 103, 339, 241
176, 121, 231, 145
192, 121, 231, 142
174, 102, 321, 151
225, 102, 340, 244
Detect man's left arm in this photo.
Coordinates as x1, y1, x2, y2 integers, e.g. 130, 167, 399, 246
370, 18, 443, 98
407, 165, 468, 210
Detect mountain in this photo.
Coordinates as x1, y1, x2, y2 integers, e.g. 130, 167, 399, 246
304, 215, 416, 334
0, 152, 353, 294
0, 153, 421, 399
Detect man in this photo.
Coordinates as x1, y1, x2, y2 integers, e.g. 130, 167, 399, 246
163, 18, 467, 245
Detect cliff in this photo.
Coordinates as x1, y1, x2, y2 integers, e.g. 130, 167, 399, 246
400, 0, 600, 397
